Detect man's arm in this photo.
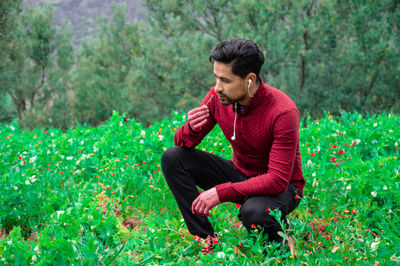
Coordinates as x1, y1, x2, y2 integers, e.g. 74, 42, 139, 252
215, 109, 300, 202
174, 90, 217, 148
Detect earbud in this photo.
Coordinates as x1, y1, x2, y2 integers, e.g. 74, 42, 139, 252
248, 79, 254, 98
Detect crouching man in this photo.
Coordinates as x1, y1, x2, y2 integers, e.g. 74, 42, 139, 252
161, 38, 305, 253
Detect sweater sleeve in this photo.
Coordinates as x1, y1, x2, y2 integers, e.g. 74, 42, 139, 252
174, 89, 217, 148
215, 109, 300, 202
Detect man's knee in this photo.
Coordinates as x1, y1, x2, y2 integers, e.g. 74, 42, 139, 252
239, 198, 283, 234
239, 201, 271, 229
161, 146, 185, 171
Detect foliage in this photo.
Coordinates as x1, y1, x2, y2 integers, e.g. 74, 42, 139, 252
1, 0, 399, 129
0, 111, 399, 264
144, 0, 400, 120
0, 2, 74, 129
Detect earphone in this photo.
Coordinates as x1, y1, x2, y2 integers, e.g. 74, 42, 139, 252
248, 79, 253, 97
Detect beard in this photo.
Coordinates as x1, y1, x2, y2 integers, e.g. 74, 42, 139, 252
217, 92, 246, 106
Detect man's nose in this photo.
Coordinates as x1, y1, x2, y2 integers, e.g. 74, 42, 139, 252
215, 81, 222, 93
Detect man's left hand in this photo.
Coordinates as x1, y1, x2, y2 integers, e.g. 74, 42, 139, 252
191, 187, 220, 216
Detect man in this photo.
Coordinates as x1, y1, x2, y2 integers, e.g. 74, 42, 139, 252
161, 39, 304, 253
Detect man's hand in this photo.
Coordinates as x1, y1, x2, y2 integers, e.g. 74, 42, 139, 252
192, 187, 220, 217
188, 105, 209, 132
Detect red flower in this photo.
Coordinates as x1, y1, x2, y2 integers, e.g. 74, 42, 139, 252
331, 158, 336, 162
61, 184, 65, 187
295, 194, 299, 200
105, 246, 108, 250
332, 145, 337, 148
235, 203, 241, 209
395, 146, 398, 150
338, 150, 344, 155
266, 207, 271, 212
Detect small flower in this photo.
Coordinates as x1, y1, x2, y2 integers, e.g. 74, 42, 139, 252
338, 150, 345, 155
216, 251, 225, 258
295, 194, 299, 200
371, 191, 377, 197
61, 184, 65, 187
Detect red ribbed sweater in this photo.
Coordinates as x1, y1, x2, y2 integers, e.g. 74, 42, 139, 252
174, 81, 305, 203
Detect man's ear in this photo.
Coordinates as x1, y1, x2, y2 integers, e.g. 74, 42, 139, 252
246, 73, 257, 84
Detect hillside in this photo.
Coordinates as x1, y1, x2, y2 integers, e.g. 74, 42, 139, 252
24, 0, 146, 47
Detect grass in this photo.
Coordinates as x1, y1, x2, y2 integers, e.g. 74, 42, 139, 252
0, 110, 399, 264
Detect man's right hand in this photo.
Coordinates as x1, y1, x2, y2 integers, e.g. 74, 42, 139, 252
188, 105, 209, 132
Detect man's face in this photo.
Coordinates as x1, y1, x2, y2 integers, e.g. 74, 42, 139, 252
213, 61, 248, 106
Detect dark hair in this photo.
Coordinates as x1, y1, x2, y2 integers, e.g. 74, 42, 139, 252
209, 39, 265, 82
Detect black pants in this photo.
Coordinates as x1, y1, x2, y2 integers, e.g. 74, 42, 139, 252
161, 146, 301, 242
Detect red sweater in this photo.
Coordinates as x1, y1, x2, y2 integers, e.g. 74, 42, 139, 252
174, 81, 304, 203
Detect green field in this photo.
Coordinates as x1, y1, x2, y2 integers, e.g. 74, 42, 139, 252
0, 111, 399, 265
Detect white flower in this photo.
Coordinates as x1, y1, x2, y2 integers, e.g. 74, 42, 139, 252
30, 175, 38, 183
346, 185, 352, 190
10, 125, 15, 131
56, 211, 65, 219
371, 191, 377, 197
34, 245, 40, 252
119, 121, 123, 127
158, 135, 164, 141
371, 241, 380, 251
141, 130, 146, 136
312, 172, 317, 177
140, 139, 144, 144
29, 156, 37, 163
67, 156, 73, 161
373, 123, 377, 127
13, 186, 18, 190
217, 252, 225, 259
32, 255, 37, 262
25, 180, 31, 185
383, 186, 388, 190
81, 140, 84, 145
68, 138, 73, 143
